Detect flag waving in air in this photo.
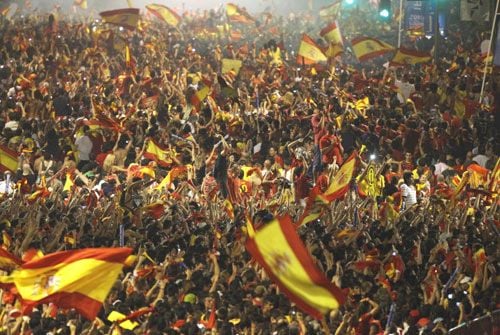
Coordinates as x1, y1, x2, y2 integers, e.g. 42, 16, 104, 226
246, 216, 345, 319
323, 152, 357, 202
351, 37, 394, 62
320, 21, 343, 45
390, 48, 431, 66
0, 248, 133, 320
146, 4, 181, 27
100, 8, 140, 30
297, 34, 328, 65
319, 1, 341, 19
226, 3, 255, 24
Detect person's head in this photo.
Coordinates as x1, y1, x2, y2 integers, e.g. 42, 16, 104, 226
403, 172, 414, 185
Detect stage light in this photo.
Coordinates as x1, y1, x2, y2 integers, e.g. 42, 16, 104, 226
379, 0, 391, 19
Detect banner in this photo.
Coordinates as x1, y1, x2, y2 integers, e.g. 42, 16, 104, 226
460, 0, 490, 22
404, 0, 436, 35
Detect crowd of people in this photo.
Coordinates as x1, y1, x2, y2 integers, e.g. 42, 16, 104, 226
0, 1, 498, 334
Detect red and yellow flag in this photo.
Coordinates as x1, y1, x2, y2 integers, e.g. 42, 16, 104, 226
144, 140, 178, 168
246, 216, 345, 319
467, 164, 489, 188
226, 3, 254, 24
100, 8, 140, 30
323, 152, 357, 202
297, 34, 328, 65
146, 4, 181, 27
191, 82, 211, 110
0, 248, 22, 271
390, 48, 431, 66
319, 1, 341, 19
0, 144, 18, 172
155, 165, 188, 190
320, 21, 343, 45
223, 199, 235, 222
73, 0, 87, 9
0, 248, 133, 320
351, 37, 394, 62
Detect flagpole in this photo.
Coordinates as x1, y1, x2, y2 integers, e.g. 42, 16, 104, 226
397, 0, 404, 48
479, 0, 500, 103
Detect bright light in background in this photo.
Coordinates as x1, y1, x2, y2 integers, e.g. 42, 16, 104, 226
379, 9, 389, 18
345, 0, 355, 4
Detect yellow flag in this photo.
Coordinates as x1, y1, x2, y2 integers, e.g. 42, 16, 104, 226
297, 34, 327, 65
0, 248, 132, 320
100, 8, 140, 30
221, 58, 243, 75
351, 37, 394, 62
246, 216, 345, 319
146, 4, 181, 27
391, 48, 431, 66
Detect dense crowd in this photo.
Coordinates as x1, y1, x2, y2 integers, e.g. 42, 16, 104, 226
0, 2, 498, 335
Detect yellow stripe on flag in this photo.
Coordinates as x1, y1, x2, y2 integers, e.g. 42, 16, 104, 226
391, 48, 431, 66
351, 37, 394, 62
324, 152, 356, 201
0, 248, 132, 320
146, 4, 181, 27
246, 217, 344, 319
100, 8, 140, 30
297, 34, 327, 64
0, 145, 18, 172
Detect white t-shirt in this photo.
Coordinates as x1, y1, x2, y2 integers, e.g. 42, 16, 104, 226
395, 80, 415, 103
401, 183, 417, 208
75, 135, 93, 161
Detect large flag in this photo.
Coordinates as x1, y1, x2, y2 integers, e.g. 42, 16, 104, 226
297, 34, 328, 65
100, 8, 140, 30
246, 216, 345, 319
390, 48, 431, 66
226, 3, 254, 24
144, 140, 178, 167
0, 248, 22, 271
0, 248, 133, 320
460, 0, 489, 21
319, 1, 341, 19
351, 37, 394, 62
323, 152, 357, 202
146, 4, 181, 27
0, 144, 18, 172
320, 21, 343, 45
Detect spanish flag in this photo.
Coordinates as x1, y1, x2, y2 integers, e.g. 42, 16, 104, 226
144, 140, 177, 168
146, 4, 181, 27
246, 216, 345, 319
0, 248, 22, 271
0, 248, 132, 320
226, 3, 254, 24
155, 165, 188, 190
0, 144, 18, 172
320, 21, 343, 46
351, 37, 394, 62
100, 8, 140, 31
390, 48, 431, 66
323, 152, 357, 202
73, 0, 87, 9
319, 1, 341, 19
467, 164, 489, 188
324, 43, 343, 58
223, 199, 235, 222
190, 82, 211, 110
297, 34, 327, 65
